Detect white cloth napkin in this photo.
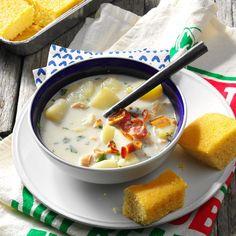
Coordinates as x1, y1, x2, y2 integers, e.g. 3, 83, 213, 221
70, 4, 140, 51
1, 1, 236, 235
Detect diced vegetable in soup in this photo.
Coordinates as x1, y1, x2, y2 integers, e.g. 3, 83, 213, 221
40, 75, 177, 168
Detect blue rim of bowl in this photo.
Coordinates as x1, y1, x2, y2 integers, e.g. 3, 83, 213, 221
29, 57, 187, 172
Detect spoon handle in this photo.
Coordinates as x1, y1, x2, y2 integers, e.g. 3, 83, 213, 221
103, 41, 208, 118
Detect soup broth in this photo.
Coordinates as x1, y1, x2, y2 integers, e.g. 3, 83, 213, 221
40, 75, 177, 168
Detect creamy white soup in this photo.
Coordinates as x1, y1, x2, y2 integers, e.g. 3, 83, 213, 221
40, 75, 177, 168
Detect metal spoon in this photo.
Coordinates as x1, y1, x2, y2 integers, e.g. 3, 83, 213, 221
103, 41, 208, 118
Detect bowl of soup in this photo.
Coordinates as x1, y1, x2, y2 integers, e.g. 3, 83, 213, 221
29, 57, 187, 184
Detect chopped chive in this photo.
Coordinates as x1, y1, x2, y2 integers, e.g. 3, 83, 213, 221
63, 137, 70, 144
59, 88, 67, 96
62, 127, 69, 130
98, 125, 103, 129
51, 98, 56, 102
77, 135, 85, 141
96, 154, 107, 162
69, 145, 78, 153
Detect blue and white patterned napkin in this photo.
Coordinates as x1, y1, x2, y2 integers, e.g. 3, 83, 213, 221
33, 44, 170, 86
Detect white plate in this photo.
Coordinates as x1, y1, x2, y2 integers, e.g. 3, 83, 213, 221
13, 69, 236, 229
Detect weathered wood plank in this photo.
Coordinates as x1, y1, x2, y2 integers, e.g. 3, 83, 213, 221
229, 175, 236, 235
16, 50, 46, 115
211, 222, 218, 236
0, 47, 22, 136
144, 0, 160, 13
213, 1, 236, 236
216, 174, 236, 236
215, 0, 235, 27
113, 0, 145, 15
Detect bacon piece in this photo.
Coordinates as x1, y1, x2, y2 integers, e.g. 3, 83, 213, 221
121, 141, 143, 158
93, 141, 120, 156
129, 124, 148, 140
120, 120, 134, 132
108, 109, 131, 125
107, 140, 119, 154
121, 119, 147, 140
108, 109, 148, 140
121, 130, 134, 141
121, 147, 127, 159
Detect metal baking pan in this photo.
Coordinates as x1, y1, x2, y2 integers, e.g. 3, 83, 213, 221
0, 0, 112, 56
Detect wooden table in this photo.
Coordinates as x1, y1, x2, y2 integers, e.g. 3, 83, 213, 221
0, 0, 235, 235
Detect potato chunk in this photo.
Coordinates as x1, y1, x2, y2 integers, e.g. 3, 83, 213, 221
102, 78, 123, 92
67, 81, 95, 104
127, 80, 163, 100
82, 113, 96, 127
90, 87, 119, 109
118, 153, 139, 167
151, 116, 176, 140
156, 125, 176, 140
101, 124, 115, 144
92, 160, 118, 168
141, 85, 163, 101
45, 98, 68, 122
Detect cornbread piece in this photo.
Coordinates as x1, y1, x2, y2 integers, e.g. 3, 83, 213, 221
179, 113, 236, 170
0, 0, 34, 40
13, 24, 42, 41
122, 169, 187, 225
25, 0, 83, 27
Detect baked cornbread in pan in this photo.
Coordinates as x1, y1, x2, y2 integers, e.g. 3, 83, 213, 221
13, 24, 42, 41
1, 0, 83, 41
25, 0, 83, 27
0, 0, 110, 55
0, 0, 34, 40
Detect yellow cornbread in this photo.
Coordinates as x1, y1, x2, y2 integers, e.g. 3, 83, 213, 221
179, 113, 236, 170
122, 169, 187, 225
13, 24, 42, 41
0, 0, 34, 40
25, 0, 83, 27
